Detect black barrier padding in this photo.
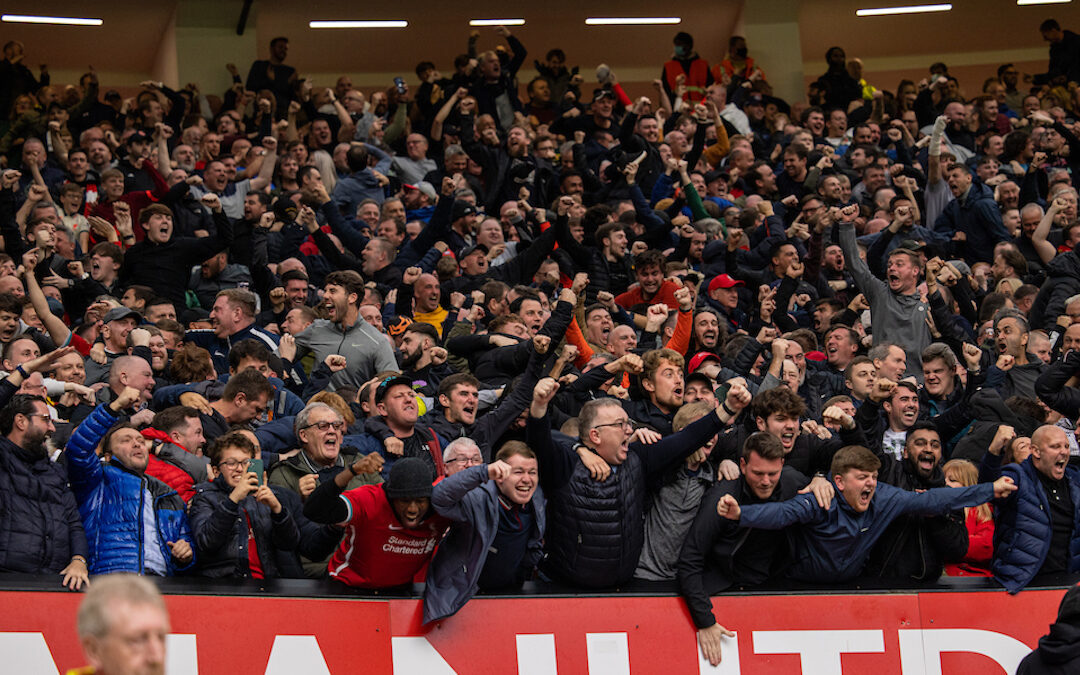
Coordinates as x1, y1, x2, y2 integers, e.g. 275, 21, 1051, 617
0, 572, 1078, 599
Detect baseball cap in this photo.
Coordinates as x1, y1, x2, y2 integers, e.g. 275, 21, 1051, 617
375, 375, 414, 403
688, 351, 722, 373
591, 88, 615, 102
451, 200, 477, 221
707, 274, 744, 293
703, 169, 729, 184
387, 315, 413, 337
745, 94, 765, 107
404, 181, 438, 201
685, 371, 714, 389
103, 307, 142, 324
458, 243, 489, 260
126, 130, 151, 146
383, 457, 434, 500
897, 239, 926, 252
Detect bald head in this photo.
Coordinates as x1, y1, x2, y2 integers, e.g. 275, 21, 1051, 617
414, 273, 441, 313
110, 356, 155, 403
1032, 424, 1071, 480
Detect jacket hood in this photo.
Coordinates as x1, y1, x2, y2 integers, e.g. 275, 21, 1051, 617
1038, 584, 1080, 663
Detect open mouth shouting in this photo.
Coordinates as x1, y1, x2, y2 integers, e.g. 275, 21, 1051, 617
858, 485, 874, 508
917, 451, 937, 473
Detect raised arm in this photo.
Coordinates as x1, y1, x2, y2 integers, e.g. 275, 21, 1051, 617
722, 492, 823, 529
248, 136, 278, 192
927, 116, 946, 185
525, 378, 576, 490
1033, 198, 1067, 265
19, 248, 70, 345
633, 382, 751, 477
838, 204, 885, 302
891, 480, 1004, 517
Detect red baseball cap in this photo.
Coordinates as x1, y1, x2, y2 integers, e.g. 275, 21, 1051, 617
707, 274, 744, 293
688, 351, 722, 373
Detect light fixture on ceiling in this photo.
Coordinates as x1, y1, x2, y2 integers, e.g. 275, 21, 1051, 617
1, 14, 102, 26
1016, 0, 1071, 5
469, 19, 526, 26
309, 20, 408, 28
856, 4, 953, 16
585, 17, 682, 25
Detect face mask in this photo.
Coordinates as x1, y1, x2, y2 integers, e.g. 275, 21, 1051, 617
735, 47, 748, 58
674, 45, 688, 58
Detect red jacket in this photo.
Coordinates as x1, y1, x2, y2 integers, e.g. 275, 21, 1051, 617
141, 429, 197, 502
945, 508, 994, 577
145, 454, 196, 503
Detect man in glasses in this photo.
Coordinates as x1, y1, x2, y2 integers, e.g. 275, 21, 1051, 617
526, 377, 752, 589
269, 402, 382, 500
269, 401, 383, 577
442, 438, 483, 477
0, 390, 88, 589
189, 431, 300, 579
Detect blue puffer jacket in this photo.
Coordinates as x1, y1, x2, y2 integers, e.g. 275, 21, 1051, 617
65, 404, 195, 575
993, 459, 1080, 594
423, 464, 546, 624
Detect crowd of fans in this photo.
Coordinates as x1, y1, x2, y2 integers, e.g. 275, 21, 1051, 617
0, 17, 1079, 667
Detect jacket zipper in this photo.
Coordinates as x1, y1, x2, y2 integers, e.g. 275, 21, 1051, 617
137, 477, 145, 573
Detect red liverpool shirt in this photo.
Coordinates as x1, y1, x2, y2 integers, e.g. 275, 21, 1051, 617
328, 484, 448, 588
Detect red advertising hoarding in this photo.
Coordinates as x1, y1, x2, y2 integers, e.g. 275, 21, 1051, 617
0, 587, 1064, 674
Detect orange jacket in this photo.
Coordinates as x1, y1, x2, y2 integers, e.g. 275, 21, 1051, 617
664, 58, 709, 103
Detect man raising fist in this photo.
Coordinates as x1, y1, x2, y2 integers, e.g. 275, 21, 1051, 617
526, 377, 752, 589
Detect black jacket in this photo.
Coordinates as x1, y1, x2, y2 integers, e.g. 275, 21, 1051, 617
587, 248, 634, 301
526, 410, 726, 588
1036, 350, 1080, 420
677, 467, 809, 628
0, 436, 88, 574
472, 298, 573, 387
712, 418, 865, 478
1017, 584, 1080, 674
954, 388, 1043, 466
189, 475, 300, 579
1030, 244, 1080, 332
119, 210, 234, 306
862, 452, 968, 581
622, 398, 675, 436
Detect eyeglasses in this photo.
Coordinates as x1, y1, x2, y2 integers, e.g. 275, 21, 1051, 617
446, 456, 483, 466
25, 413, 52, 422
302, 421, 345, 432
593, 420, 634, 432
218, 459, 252, 470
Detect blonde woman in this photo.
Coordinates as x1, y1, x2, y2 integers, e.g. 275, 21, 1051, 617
943, 459, 994, 576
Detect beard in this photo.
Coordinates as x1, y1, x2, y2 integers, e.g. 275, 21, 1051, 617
23, 428, 50, 460
400, 348, 422, 370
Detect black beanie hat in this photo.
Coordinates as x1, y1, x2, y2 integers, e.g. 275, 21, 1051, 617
384, 457, 434, 500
